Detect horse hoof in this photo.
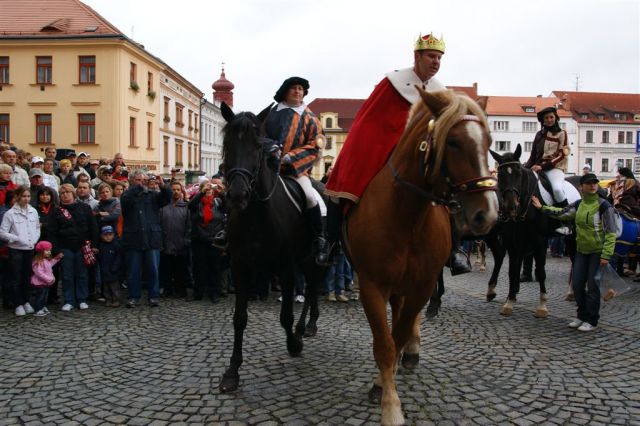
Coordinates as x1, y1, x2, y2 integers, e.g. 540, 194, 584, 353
500, 307, 513, 316
564, 293, 575, 302
424, 299, 441, 319
304, 324, 317, 338
401, 352, 420, 370
479, 265, 486, 272
219, 373, 239, 393
486, 292, 496, 302
368, 384, 382, 405
534, 309, 548, 318
287, 337, 303, 357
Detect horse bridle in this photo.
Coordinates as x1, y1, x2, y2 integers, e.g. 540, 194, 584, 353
388, 114, 497, 213
496, 160, 534, 222
225, 137, 280, 202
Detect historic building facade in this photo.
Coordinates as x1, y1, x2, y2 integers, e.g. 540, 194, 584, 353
200, 99, 224, 177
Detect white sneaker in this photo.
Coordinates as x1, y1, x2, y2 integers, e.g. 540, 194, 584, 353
61, 303, 73, 312
34, 309, 48, 317
568, 319, 583, 328
295, 295, 305, 304
79, 302, 89, 310
277, 295, 283, 302
15, 305, 26, 316
578, 322, 596, 332
23, 302, 35, 314
43, 307, 50, 314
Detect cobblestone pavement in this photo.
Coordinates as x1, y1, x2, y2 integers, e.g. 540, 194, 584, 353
1, 256, 639, 425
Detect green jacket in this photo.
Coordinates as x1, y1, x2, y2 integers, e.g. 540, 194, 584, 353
542, 192, 617, 259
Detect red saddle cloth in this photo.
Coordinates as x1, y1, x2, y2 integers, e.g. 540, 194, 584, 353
325, 77, 412, 203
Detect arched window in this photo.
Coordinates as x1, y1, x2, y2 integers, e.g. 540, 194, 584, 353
325, 117, 333, 128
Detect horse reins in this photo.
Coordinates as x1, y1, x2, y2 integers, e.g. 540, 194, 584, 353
387, 114, 497, 213
225, 137, 281, 203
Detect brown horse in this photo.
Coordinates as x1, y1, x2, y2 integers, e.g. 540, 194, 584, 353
344, 89, 498, 425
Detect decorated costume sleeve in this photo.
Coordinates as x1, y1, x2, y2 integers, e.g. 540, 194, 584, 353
544, 130, 569, 170
286, 112, 322, 176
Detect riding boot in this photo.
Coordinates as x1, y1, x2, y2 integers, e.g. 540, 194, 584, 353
316, 199, 341, 266
447, 225, 471, 275
304, 204, 328, 265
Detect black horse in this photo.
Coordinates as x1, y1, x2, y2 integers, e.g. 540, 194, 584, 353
488, 145, 551, 316
218, 103, 325, 393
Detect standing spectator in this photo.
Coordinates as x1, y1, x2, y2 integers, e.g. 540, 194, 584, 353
159, 181, 191, 298
31, 156, 58, 192
121, 171, 170, 307
36, 186, 60, 304
29, 168, 59, 208
43, 159, 61, 188
0, 190, 14, 309
189, 181, 224, 302
56, 160, 78, 187
96, 183, 121, 230
112, 164, 128, 182
97, 225, 122, 307
321, 165, 333, 184
88, 159, 100, 180
0, 186, 41, 316
74, 152, 93, 179
91, 165, 112, 190
0, 164, 18, 205
44, 147, 59, 171
31, 240, 63, 316
2, 150, 29, 186
532, 173, 616, 332
54, 184, 99, 312
112, 181, 126, 198
76, 181, 99, 212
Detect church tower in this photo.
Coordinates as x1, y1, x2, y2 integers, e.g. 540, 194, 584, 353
212, 64, 234, 107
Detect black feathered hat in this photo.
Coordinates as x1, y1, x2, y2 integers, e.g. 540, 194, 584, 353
274, 77, 309, 103
536, 106, 558, 123
618, 167, 635, 180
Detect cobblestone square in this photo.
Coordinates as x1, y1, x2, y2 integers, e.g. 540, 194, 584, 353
1, 256, 639, 425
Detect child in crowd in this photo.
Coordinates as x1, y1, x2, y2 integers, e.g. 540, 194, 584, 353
31, 240, 64, 316
98, 225, 122, 307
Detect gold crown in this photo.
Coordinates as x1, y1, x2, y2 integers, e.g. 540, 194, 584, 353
414, 33, 445, 53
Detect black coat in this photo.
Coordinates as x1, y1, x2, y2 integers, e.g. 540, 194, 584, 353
54, 201, 98, 250
98, 239, 123, 282
188, 192, 225, 243
120, 185, 171, 250
37, 203, 59, 251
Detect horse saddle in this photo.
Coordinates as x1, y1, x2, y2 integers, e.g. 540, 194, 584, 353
280, 176, 305, 214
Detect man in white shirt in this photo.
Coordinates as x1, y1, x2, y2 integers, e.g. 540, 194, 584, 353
1, 150, 29, 186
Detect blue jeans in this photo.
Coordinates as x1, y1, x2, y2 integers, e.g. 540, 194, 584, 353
127, 249, 160, 300
61, 248, 88, 305
572, 252, 601, 326
325, 249, 346, 294
33, 287, 49, 312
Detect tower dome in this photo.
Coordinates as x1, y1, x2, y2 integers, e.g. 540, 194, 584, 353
212, 64, 235, 107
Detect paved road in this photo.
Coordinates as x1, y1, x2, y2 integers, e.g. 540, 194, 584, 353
1, 256, 639, 425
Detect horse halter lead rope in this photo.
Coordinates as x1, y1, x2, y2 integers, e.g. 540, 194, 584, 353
496, 161, 534, 222
388, 114, 497, 213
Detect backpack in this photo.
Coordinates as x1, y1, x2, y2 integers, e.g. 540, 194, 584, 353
573, 199, 623, 238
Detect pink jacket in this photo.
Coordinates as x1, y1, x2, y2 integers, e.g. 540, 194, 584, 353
31, 257, 62, 287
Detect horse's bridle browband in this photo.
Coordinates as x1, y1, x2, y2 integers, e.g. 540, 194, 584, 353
388, 114, 497, 213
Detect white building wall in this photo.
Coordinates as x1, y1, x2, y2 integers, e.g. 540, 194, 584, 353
200, 100, 224, 177
574, 124, 638, 179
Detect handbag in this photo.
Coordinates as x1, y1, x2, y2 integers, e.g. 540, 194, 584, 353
81, 240, 96, 266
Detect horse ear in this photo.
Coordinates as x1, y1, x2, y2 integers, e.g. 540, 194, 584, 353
221, 102, 235, 123
475, 96, 488, 110
416, 85, 448, 116
514, 144, 522, 160
257, 103, 273, 124
489, 149, 502, 164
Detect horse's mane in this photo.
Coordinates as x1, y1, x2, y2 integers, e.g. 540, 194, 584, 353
404, 90, 489, 179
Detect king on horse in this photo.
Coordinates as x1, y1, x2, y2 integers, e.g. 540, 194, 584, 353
323, 33, 472, 274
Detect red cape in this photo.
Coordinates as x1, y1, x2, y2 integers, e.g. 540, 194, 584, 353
325, 77, 411, 203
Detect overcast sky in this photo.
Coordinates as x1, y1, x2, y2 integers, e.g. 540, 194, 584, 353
83, 0, 640, 112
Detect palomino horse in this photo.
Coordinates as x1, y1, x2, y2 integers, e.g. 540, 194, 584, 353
217, 103, 324, 393
345, 89, 498, 425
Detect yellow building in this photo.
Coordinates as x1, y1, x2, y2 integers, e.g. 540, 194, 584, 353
0, 0, 174, 171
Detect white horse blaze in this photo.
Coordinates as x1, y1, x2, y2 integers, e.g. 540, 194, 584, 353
461, 121, 499, 220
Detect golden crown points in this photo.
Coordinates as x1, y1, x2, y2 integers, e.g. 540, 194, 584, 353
414, 32, 445, 53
